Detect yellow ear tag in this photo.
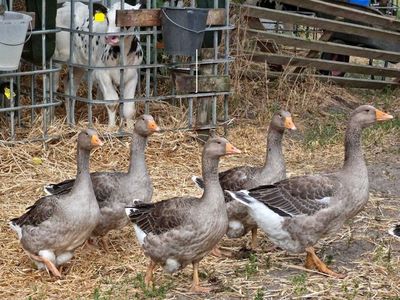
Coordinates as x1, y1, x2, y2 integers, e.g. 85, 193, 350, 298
94, 12, 106, 22
4, 87, 16, 100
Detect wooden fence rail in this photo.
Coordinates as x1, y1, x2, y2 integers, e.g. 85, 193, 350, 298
242, 2, 400, 89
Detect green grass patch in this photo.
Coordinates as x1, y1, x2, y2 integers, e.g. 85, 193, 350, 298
303, 115, 344, 148
133, 273, 172, 299
291, 273, 307, 296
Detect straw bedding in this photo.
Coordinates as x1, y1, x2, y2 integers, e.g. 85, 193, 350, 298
0, 94, 399, 299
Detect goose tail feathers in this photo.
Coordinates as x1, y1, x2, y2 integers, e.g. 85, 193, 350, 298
225, 190, 255, 207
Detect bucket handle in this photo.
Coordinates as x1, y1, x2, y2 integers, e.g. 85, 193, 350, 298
161, 9, 212, 34
0, 20, 32, 46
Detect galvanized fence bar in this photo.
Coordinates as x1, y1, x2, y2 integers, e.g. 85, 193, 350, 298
2, 0, 232, 142
0, 2, 62, 142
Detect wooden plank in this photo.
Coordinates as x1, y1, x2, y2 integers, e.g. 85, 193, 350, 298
206, 8, 225, 25
242, 5, 400, 43
117, 9, 160, 27
116, 8, 226, 27
245, 70, 400, 89
278, 0, 400, 32
247, 29, 400, 62
248, 52, 400, 77
173, 75, 230, 94
247, 17, 280, 54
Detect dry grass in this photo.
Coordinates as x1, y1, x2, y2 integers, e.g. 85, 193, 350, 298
1, 7, 400, 298
1, 94, 399, 299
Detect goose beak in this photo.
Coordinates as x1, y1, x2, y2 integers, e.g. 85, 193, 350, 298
91, 135, 104, 147
148, 120, 161, 133
284, 117, 297, 130
375, 109, 393, 121
225, 143, 241, 155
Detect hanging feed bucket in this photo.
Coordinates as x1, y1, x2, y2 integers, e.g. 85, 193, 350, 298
161, 7, 208, 57
0, 11, 32, 71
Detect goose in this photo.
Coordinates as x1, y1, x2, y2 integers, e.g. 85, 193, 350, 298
10, 129, 103, 277
388, 225, 400, 239
43, 115, 160, 250
125, 137, 241, 292
226, 105, 393, 277
192, 110, 296, 255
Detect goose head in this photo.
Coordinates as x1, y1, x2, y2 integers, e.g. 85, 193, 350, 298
78, 129, 103, 151
350, 105, 393, 128
203, 137, 241, 159
134, 115, 160, 137
271, 110, 297, 131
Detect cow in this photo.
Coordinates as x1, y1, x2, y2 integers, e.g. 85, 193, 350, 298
53, 1, 143, 128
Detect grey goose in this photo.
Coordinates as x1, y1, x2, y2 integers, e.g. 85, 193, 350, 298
126, 137, 241, 292
10, 129, 103, 277
44, 115, 160, 250
226, 105, 393, 277
192, 110, 296, 255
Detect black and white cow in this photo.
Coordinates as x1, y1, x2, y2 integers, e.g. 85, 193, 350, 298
53, 1, 143, 127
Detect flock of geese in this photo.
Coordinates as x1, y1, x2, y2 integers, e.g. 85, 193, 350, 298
9, 105, 397, 292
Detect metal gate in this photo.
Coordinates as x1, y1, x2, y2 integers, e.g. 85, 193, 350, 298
1, 0, 232, 142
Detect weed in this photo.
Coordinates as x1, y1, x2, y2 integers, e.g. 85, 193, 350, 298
373, 244, 394, 273
254, 288, 264, 300
341, 279, 362, 300
325, 254, 334, 265
245, 253, 259, 277
303, 114, 345, 148
264, 255, 272, 269
93, 288, 101, 300
133, 273, 172, 299
291, 273, 307, 296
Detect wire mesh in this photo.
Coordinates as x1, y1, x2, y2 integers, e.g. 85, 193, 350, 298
51, 0, 233, 137
0, 0, 62, 142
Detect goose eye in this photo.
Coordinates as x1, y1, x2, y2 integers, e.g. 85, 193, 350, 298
365, 109, 370, 113
216, 141, 221, 145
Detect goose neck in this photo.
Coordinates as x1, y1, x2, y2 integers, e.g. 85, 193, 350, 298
202, 155, 222, 198
263, 126, 285, 170
128, 131, 147, 175
72, 146, 92, 193
342, 121, 366, 171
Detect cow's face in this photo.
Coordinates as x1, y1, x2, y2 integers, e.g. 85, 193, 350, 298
105, 3, 141, 46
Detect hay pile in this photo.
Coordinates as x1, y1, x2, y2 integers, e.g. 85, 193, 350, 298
1, 96, 399, 299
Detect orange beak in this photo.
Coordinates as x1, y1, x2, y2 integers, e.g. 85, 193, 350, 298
148, 120, 161, 132
375, 109, 393, 121
225, 143, 241, 155
284, 117, 297, 130
91, 134, 104, 147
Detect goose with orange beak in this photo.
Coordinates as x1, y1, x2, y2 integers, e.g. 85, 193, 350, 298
226, 105, 393, 278
43, 115, 160, 251
192, 110, 296, 256
126, 137, 241, 293
10, 129, 103, 277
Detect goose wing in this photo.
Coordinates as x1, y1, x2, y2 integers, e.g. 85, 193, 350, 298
243, 175, 336, 217
126, 197, 194, 235
10, 195, 59, 227
193, 166, 255, 192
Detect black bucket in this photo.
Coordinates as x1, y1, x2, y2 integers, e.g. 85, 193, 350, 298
161, 7, 208, 57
